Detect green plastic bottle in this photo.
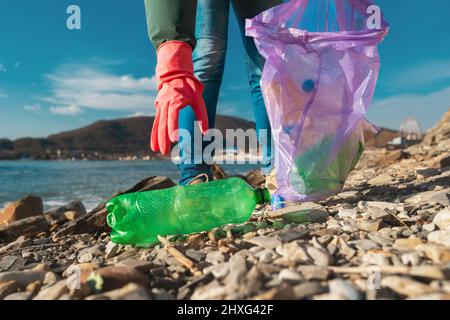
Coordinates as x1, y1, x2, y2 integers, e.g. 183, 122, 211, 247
106, 177, 270, 245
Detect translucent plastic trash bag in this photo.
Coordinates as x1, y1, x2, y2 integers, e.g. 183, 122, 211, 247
246, 0, 388, 204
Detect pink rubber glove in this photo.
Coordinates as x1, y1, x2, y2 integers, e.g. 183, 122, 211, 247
151, 41, 209, 155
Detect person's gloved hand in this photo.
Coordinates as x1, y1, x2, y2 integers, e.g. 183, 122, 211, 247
151, 41, 209, 155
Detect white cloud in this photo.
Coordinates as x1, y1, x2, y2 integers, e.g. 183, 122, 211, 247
24, 104, 42, 113
40, 64, 157, 116
0, 64, 6, 72
368, 85, 450, 130
391, 60, 450, 88
14, 62, 20, 68
50, 104, 83, 116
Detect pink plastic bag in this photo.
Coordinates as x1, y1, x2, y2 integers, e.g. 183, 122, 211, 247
246, 0, 388, 206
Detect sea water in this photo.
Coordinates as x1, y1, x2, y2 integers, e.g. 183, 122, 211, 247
0, 160, 257, 212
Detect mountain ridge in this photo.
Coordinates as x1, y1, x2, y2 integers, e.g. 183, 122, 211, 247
0, 115, 256, 160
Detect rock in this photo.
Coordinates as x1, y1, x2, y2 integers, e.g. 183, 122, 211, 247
33, 280, 69, 300
203, 263, 229, 279
225, 253, 248, 288
358, 201, 397, 211
436, 153, 450, 168
275, 229, 309, 243
0, 280, 20, 299
432, 209, 450, 231
394, 237, 424, 251
77, 245, 103, 263
297, 266, 330, 281
337, 208, 358, 219
105, 241, 120, 259
417, 244, 450, 264
367, 233, 392, 247
368, 207, 390, 220
151, 288, 175, 300
245, 236, 281, 250
354, 239, 379, 251
205, 251, 225, 265
423, 109, 450, 145
255, 249, 278, 264
272, 203, 329, 224
400, 252, 421, 266
375, 150, 405, 167
278, 269, 303, 282
368, 174, 394, 186
427, 230, 450, 247
62, 263, 98, 278
3, 292, 32, 300
185, 249, 205, 263
0, 256, 19, 272
116, 259, 154, 273
0, 216, 50, 243
191, 281, 230, 300
44, 200, 86, 225
276, 241, 311, 263
0, 195, 43, 224
415, 167, 440, 178
357, 219, 382, 232
381, 276, 438, 298
338, 238, 356, 259
78, 252, 94, 263
26, 280, 42, 295
361, 252, 390, 266
337, 190, 358, 198
43, 272, 58, 286
422, 223, 436, 232
306, 246, 333, 267
329, 279, 362, 300
405, 189, 450, 207
85, 283, 151, 300
293, 282, 327, 300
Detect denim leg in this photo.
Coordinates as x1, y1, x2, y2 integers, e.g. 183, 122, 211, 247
177, 0, 230, 185
232, 0, 282, 175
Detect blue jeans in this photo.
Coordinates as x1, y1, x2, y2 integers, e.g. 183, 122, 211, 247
177, 0, 281, 185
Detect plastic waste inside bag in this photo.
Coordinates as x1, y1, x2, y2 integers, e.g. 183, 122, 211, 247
246, 0, 388, 206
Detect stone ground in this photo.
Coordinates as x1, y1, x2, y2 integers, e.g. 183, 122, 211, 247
0, 112, 450, 300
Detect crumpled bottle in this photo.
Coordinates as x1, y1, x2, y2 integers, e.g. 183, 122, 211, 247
106, 177, 270, 245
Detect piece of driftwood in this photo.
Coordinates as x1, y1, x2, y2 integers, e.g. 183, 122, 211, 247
53, 176, 176, 238
158, 236, 201, 276
0, 216, 50, 243
44, 200, 87, 225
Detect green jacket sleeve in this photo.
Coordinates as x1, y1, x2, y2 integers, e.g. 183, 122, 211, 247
144, 0, 197, 50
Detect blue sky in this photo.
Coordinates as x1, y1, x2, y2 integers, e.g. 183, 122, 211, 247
0, 0, 449, 139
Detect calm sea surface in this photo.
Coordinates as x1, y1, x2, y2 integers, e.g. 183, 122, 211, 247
0, 160, 258, 211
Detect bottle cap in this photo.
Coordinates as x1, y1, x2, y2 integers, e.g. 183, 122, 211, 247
271, 194, 286, 210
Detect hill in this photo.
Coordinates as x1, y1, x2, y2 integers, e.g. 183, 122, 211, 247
0, 115, 255, 160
